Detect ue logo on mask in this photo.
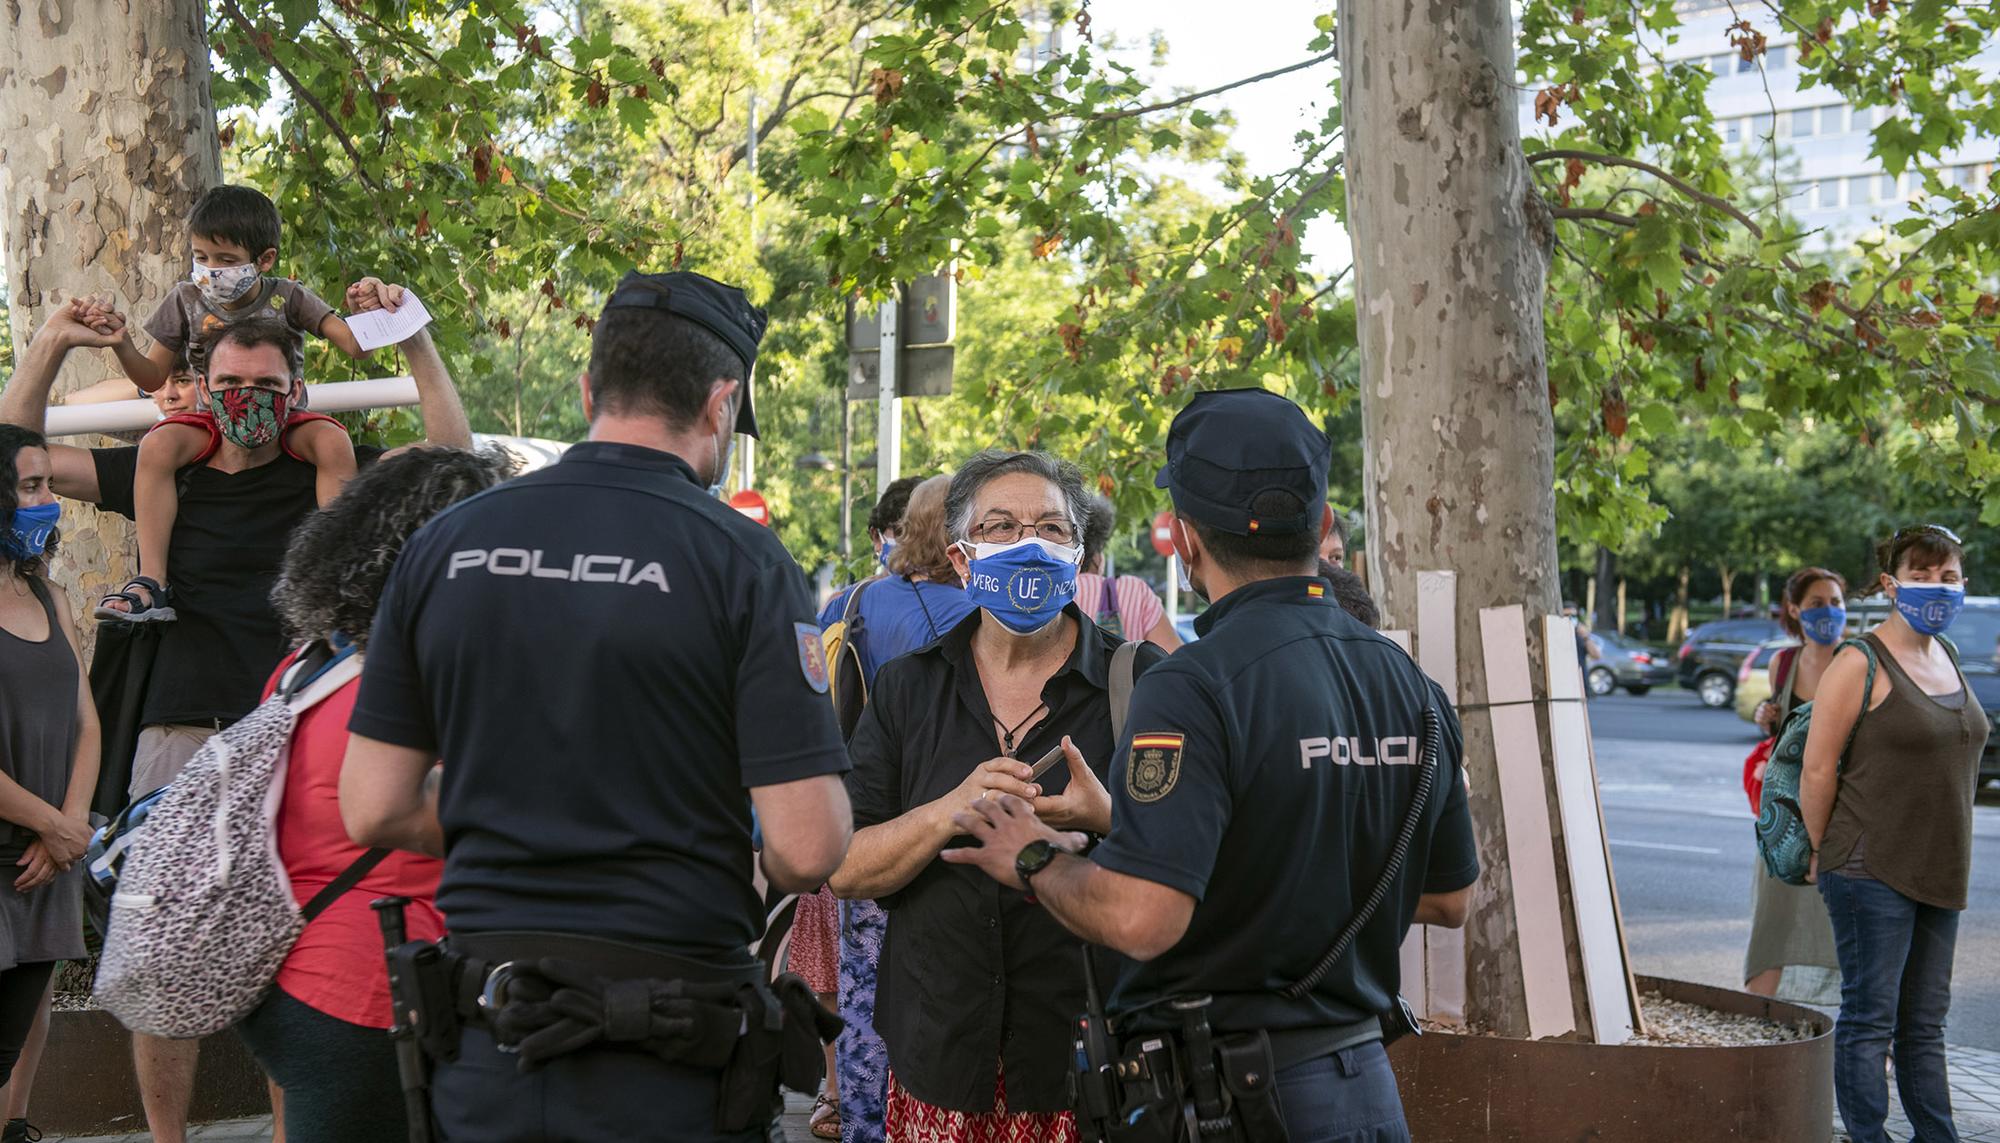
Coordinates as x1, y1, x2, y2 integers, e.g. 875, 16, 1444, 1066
1923, 600, 1953, 625
1007, 568, 1053, 611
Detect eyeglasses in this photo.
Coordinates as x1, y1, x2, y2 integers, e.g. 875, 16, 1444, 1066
970, 517, 1077, 545
1894, 523, 1964, 546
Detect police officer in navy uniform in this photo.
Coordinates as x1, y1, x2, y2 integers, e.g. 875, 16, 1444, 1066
341, 270, 854, 1142
941, 389, 1480, 1142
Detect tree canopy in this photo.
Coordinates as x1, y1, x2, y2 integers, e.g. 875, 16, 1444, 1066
10, 0, 1997, 577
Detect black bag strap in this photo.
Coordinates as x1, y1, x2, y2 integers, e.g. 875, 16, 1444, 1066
1278, 707, 1441, 1002
301, 847, 392, 922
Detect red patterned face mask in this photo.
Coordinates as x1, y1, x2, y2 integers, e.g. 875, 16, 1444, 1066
208, 386, 289, 449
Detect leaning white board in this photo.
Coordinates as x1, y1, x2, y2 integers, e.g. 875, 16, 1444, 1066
1544, 615, 1635, 1045
1480, 604, 1576, 1041
1415, 571, 1467, 1025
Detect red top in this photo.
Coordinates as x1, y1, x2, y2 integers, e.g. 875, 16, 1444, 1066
263, 651, 444, 1028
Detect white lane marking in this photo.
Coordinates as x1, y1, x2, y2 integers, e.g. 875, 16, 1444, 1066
1608, 839, 1723, 855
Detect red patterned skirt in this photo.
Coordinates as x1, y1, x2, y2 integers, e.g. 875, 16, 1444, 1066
788, 885, 841, 995
883, 1064, 1078, 1143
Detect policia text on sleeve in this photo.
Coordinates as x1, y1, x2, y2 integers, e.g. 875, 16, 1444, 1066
942, 389, 1479, 1143
341, 271, 853, 1143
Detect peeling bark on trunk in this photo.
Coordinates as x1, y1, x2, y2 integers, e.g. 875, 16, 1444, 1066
1340, 0, 1583, 1038
0, 0, 221, 639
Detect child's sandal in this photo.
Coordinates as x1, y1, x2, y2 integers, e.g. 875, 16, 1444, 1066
93, 577, 176, 623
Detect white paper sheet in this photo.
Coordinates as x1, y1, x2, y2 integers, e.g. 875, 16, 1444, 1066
347, 292, 433, 352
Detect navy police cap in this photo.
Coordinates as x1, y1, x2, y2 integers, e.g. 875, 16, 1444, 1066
1154, 388, 1331, 537
600, 270, 768, 437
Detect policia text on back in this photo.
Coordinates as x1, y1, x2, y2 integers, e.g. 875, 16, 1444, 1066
1068, 709, 1441, 1143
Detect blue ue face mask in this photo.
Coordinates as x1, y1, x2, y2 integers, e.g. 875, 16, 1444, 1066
1, 501, 60, 560
963, 536, 1081, 635
1893, 581, 1964, 637
1797, 605, 1846, 646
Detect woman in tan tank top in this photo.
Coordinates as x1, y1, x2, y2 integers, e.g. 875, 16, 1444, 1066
1801, 525, 1987, 1143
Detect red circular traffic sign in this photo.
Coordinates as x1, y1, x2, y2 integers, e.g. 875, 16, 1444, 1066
1151, 510, 1176, 558
730, 489, 771, 527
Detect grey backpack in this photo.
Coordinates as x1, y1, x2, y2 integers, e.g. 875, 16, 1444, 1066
96, 646, 384, 1037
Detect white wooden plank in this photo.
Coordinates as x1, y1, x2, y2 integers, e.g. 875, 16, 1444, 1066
1423, 924, 1467, 1024
1478, 606, 1576, 1040
1399, 929, 1429, 1019
1547, 615, 1586, 702
1481, 606, 1534, 706
1415, 571, 1459, 699
1545, 614, 1635, 1044
1381, 629, 1412, 654
1415, 571, 1465, 1022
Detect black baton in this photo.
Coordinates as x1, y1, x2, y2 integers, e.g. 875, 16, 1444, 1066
374, 896, 434, 1143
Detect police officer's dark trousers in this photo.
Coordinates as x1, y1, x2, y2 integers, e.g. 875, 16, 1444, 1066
432, 1024, 774, 1143
1270, 1043, 1411, 1143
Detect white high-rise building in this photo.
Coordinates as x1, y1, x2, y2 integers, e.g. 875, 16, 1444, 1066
1520, 0, 1999, 247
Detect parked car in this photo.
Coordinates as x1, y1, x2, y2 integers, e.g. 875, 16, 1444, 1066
1848, 597, 2000, 788
1585, 630, 1674, 696
1733, 638, 1803, 723
1676, 618, 1788, 708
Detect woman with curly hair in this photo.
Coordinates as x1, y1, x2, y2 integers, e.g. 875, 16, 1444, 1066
0, 426, 97, 1111
232, 447, 510, 1143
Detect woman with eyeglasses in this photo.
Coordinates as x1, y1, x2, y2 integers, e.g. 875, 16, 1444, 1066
1802, 524, 1987, 1143
828, 451, 1165, 1143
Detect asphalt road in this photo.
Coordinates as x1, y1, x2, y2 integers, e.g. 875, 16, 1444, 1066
1589, 686, 2000, 1049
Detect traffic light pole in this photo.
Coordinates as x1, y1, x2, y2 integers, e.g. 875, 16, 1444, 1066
877, 292, 902, 489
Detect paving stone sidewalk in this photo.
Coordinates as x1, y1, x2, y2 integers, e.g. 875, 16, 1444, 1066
52, 1048, 2000, 1141
1833, 1042, 2000, 1143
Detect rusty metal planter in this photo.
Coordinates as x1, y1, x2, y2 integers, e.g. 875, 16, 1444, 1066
1388, 976, 1833, 1142
34, 1007, 269, 1135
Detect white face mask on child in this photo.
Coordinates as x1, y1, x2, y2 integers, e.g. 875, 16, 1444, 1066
192, 260, 261, 305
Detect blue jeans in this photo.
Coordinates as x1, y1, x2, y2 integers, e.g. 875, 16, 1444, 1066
1819, 870, 1961, 1143
1273, 1042, 1411, 1143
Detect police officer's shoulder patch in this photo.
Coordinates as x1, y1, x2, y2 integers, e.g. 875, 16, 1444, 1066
796, 622, 830, 694
1126, 732, 1184, 803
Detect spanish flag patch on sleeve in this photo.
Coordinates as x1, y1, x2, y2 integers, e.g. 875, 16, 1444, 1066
1126, 733, 1185, 802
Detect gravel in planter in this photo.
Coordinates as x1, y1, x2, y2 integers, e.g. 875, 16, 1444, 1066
1626, 993, 1818, 1047
1419, 991, 1818, 1047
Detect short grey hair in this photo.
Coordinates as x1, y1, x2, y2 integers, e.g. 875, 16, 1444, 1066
946, 449, 1091, 543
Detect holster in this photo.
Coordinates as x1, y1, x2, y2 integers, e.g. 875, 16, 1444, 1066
440, 933, 842, 1134
1213, 1032, 1287, 1143
715, 972, 844, 1131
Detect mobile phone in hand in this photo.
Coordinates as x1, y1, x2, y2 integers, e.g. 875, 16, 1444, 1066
1028, 744, 1067, 782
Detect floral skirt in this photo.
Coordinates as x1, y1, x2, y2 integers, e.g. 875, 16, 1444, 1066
790, 885, 841, 995
883, 1064, 1078, 1143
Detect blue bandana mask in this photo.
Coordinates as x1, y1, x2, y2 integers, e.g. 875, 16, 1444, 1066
2, 501, 60, 560
963, 537, 1081, 635
878, 538, 897, 568
1893, 581, 1965, 637
1798, 605, 1846, 646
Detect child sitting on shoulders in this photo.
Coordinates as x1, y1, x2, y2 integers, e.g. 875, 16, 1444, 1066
92, 185, 372, 623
